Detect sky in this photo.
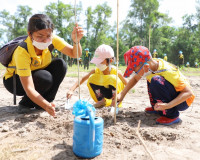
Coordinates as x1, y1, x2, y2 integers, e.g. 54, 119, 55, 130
0, 0, 198, 27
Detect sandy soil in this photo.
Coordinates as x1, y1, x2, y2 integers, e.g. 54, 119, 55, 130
0, 69, 200, 160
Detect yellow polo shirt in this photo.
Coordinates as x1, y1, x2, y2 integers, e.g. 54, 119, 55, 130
4, 35, 67, 80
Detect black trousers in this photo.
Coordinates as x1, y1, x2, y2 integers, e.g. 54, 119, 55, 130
147, 75, 188, 119
89, 83, 116, 101
3, 58, 67, 108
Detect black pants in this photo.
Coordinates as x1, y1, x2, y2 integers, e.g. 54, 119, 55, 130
3, 58, 67, 108
147, 75, 188, 118
84, 61, 89, 70
89, 83, 116, 101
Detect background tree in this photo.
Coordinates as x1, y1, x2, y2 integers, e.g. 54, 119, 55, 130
0, 6, 32, 42
45, 1, 81, 61
89, 3, 112, 51
0, 0, 200, 67
85, 7, 93, 48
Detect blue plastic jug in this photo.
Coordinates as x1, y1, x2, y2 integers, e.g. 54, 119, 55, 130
73, 107, 104, 158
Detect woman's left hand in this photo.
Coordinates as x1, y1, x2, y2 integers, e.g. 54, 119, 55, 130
71, 23, 84, 43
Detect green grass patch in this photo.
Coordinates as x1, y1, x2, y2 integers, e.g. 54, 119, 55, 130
66, 73, 79, 77
67, 64, 96, 73
180, 67, 200, 72
182, 72, 200, 76
132, 88, 136, 93
1, 62, 199, 77
67, 64, 127, 73
180, 67, 200, 76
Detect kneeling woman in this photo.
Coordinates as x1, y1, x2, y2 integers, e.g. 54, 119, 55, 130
3, 14, 84, 117
67, 44, 127, 108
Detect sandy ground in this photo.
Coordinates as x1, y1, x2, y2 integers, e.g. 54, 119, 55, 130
0, 69, 200, 160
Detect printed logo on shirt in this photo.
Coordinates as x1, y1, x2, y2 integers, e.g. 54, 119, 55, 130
31, 59, 41, 67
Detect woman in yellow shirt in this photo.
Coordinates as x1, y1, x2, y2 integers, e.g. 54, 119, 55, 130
3, 14, 84, 117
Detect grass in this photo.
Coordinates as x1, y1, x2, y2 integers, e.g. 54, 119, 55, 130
67, 65, 200, 76
66, 64, 128, 78
180, 67, 200, 76
132, 88, 136, 93
66, 73, 80, 77
1, 63, 200, 77
67, 64, 96, 73
180, 66, 200, 72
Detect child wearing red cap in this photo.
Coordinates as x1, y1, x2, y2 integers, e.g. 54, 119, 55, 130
67, 44, 127, 108
114, 46, 195, 125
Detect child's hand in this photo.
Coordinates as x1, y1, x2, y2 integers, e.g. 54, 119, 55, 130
66, 90, 74, 99
111, 93, 122, 107
154, 102, 167, 111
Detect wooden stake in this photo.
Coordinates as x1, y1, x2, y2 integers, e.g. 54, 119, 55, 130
74, 0, 80, 100
149, 24, 151, 50
114, 0, 119, 124
136, 120, 156, 160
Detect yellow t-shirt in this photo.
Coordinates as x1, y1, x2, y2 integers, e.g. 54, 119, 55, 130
4, 35, 67, 79
146, 58, 195, 106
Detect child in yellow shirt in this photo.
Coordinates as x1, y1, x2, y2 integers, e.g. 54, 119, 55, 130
67, 44, 127, 108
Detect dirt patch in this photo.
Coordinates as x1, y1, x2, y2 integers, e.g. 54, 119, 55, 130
0, 70, 200, 160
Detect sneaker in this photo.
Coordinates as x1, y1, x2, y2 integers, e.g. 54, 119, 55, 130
156, 116, 180, 126
145, 107, 158, 114
17, 104, 35, 114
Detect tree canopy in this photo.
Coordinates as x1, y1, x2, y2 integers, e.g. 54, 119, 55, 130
0, 0, 200, 66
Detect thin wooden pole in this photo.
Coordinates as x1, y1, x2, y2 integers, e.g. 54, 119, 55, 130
149, 24, 151, 50
114, 0, 119, 124
74, 0, 80, 100
136, 120, 156, 160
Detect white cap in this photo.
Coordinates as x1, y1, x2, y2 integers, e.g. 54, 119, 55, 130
90, 44, 114, 64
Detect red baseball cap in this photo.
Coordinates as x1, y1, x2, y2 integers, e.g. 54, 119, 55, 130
123, 46, 152, 77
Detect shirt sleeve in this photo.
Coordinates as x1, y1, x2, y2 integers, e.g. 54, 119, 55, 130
14, 46, 32, 77
52, 35, 68, 51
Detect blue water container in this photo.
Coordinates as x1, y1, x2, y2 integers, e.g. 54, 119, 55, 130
73, 107, 104, 158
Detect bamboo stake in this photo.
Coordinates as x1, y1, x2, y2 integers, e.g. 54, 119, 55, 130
74, 0, 80, 100
149, 24, 151, 50
136, 120, 156, 160
114, 0, 119, 125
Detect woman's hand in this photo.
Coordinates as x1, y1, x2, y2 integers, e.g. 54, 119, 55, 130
71, 23, 84, 43
45, 102, 56, 117
66, 90, 74, 99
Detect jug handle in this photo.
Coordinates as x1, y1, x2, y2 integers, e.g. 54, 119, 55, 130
86, 107, 95, 151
